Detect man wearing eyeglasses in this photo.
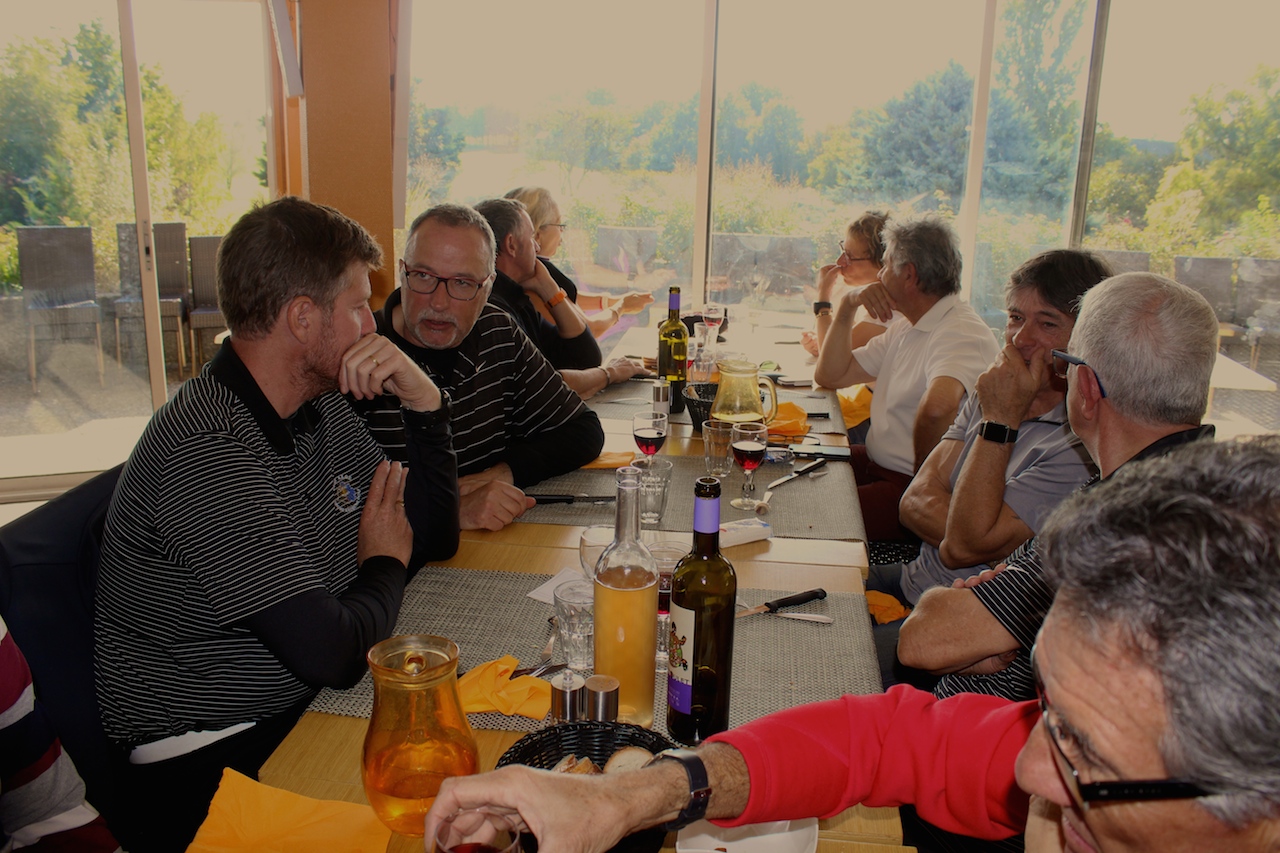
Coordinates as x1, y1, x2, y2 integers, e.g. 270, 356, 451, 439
426, 436, 1280, 853
358, 203, 606, 531
897, 273, 1218, 706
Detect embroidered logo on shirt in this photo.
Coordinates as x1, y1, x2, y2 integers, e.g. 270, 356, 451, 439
333, 475, 360, 513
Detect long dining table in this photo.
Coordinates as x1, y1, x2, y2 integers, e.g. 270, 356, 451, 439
259, 319, 911, 853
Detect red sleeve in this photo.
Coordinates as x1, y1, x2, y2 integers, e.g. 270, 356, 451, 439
706, 685, 1037, 840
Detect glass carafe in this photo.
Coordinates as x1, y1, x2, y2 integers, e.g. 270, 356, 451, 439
593, 466, 658, 727
710, 358, 778, 424
362, 634, 478, 836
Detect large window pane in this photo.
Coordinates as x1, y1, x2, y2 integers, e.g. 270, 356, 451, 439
711, 1, 987, 317
1, 1, 153, 482
1083, 0, 1280, 437
408, 1, 703, 345
0, 1, 270, 487
131, 0, 269, 378
972, 0, 1096, 328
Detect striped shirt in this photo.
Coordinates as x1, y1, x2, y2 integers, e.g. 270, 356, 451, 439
95, 342, 391, 745
1, 618, 119, 851
934, 425, 1215, 702
359, 289, 604, 486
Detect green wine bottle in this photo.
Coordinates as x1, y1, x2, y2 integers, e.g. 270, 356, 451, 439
657, 286, 688, 414
667, 477, 736, 744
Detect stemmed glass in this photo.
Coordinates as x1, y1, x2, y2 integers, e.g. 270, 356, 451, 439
632, 411, 668, 458
729, 422, 769, 511
703, 302, 724, 339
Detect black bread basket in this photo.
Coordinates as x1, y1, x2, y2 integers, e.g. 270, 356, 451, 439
498, 721, 677, 852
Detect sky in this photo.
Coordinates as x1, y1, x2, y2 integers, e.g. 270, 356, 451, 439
2, 1, 1277, 145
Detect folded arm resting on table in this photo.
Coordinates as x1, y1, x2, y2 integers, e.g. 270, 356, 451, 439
425, 687, 1036, 853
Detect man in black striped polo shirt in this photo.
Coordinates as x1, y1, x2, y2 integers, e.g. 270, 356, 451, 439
357, 203, 605, 531
94, 198, 459, 851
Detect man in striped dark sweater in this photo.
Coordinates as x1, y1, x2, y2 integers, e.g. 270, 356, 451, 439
94, 198, 459, 851
356, 203, 605, 531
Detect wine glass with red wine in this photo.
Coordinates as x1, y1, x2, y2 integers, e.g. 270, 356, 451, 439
632, 411, 668, 458
729, 422, 768, 511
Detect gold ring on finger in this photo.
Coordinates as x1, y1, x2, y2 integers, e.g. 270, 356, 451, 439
396, 500, 405, 507
371, 357, 380, 367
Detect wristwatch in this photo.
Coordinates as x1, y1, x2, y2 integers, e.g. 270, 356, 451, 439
978, 420, 1019, 444
648, 748, 711, 830
813, 301, 833, 316
401, 390, 451, 429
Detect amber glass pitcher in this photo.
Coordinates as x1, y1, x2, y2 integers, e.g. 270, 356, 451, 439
362, 634, 478, 836
710, 358, 778, 425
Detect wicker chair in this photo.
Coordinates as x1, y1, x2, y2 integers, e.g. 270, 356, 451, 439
114, 222, 190, 371
187, 234, 226, 376
17, 226, 104, 392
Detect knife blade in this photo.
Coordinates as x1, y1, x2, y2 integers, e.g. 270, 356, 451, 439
766, 458, 827, 490
736, 588, 827, 618
529, 494, 617, 505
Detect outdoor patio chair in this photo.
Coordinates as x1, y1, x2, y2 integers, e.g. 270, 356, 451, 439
187, 234, 225, 376
113, 222, 190, 371
17, 225, 104, 393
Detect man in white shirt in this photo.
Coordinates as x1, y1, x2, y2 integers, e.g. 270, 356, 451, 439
814, 217, 999, 541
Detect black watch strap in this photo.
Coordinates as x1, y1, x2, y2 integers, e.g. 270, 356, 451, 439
649, 748, 711, 831
978, 420, 1019, 444
401, 390, 451, 429
813, 301, 832, 316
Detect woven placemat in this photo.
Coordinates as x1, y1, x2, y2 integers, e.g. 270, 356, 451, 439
520, 454, 865, 541
588, 383, 846, 435
308, 568, 880, 733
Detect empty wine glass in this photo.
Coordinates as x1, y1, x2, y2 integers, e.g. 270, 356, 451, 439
632, 411, 668, 458
729, 422, 769, 511
579, 525, 614, 579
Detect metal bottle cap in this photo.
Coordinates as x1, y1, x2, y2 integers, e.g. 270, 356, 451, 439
550, 671, 587, 724
584, 674, 620, 723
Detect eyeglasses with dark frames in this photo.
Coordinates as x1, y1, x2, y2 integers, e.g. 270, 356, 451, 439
1050, 349, 1108, 398
1031, 646, 1213, 810
399, 259, 491, 301
837, 241, 874, 263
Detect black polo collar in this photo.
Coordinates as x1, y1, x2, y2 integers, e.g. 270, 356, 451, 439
208, 339, 320, 456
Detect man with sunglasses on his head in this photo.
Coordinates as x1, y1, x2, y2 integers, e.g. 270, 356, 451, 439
425, 435, 1280, 853
357, 203, 605, 531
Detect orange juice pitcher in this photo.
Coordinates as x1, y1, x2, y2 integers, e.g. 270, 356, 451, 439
710, 358, 778, 425
362, 635, 478, 836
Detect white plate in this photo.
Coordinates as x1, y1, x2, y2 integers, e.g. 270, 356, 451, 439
676, 818, 818, 853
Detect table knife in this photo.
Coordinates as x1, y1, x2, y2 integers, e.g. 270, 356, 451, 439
529, 494, 616, 505
736, 588, 827, 618
766, 458, 827, 490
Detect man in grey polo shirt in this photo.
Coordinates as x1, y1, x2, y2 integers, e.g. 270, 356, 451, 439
865, 250, 1112, 687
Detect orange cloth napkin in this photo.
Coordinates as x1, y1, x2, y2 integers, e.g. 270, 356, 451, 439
187, 768, 390, 852
457, 654, 552, 719
865, 590, 911, 625
838, 385, 873, 427
767, 401, 810, 438
584, 451, 637, 469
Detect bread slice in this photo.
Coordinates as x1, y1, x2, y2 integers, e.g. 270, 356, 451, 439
604, 746, 653, 774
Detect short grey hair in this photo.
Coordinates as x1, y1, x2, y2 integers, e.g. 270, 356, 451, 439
1071, 272, 1217, 426
405, 203, 496, 277
1041, 436, 1280, 828
882, 217, 962, 298
504, 186, 558, 232
474, 198, 528, 256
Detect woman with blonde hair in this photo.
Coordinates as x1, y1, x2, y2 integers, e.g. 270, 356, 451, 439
504, 186, 653, 339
